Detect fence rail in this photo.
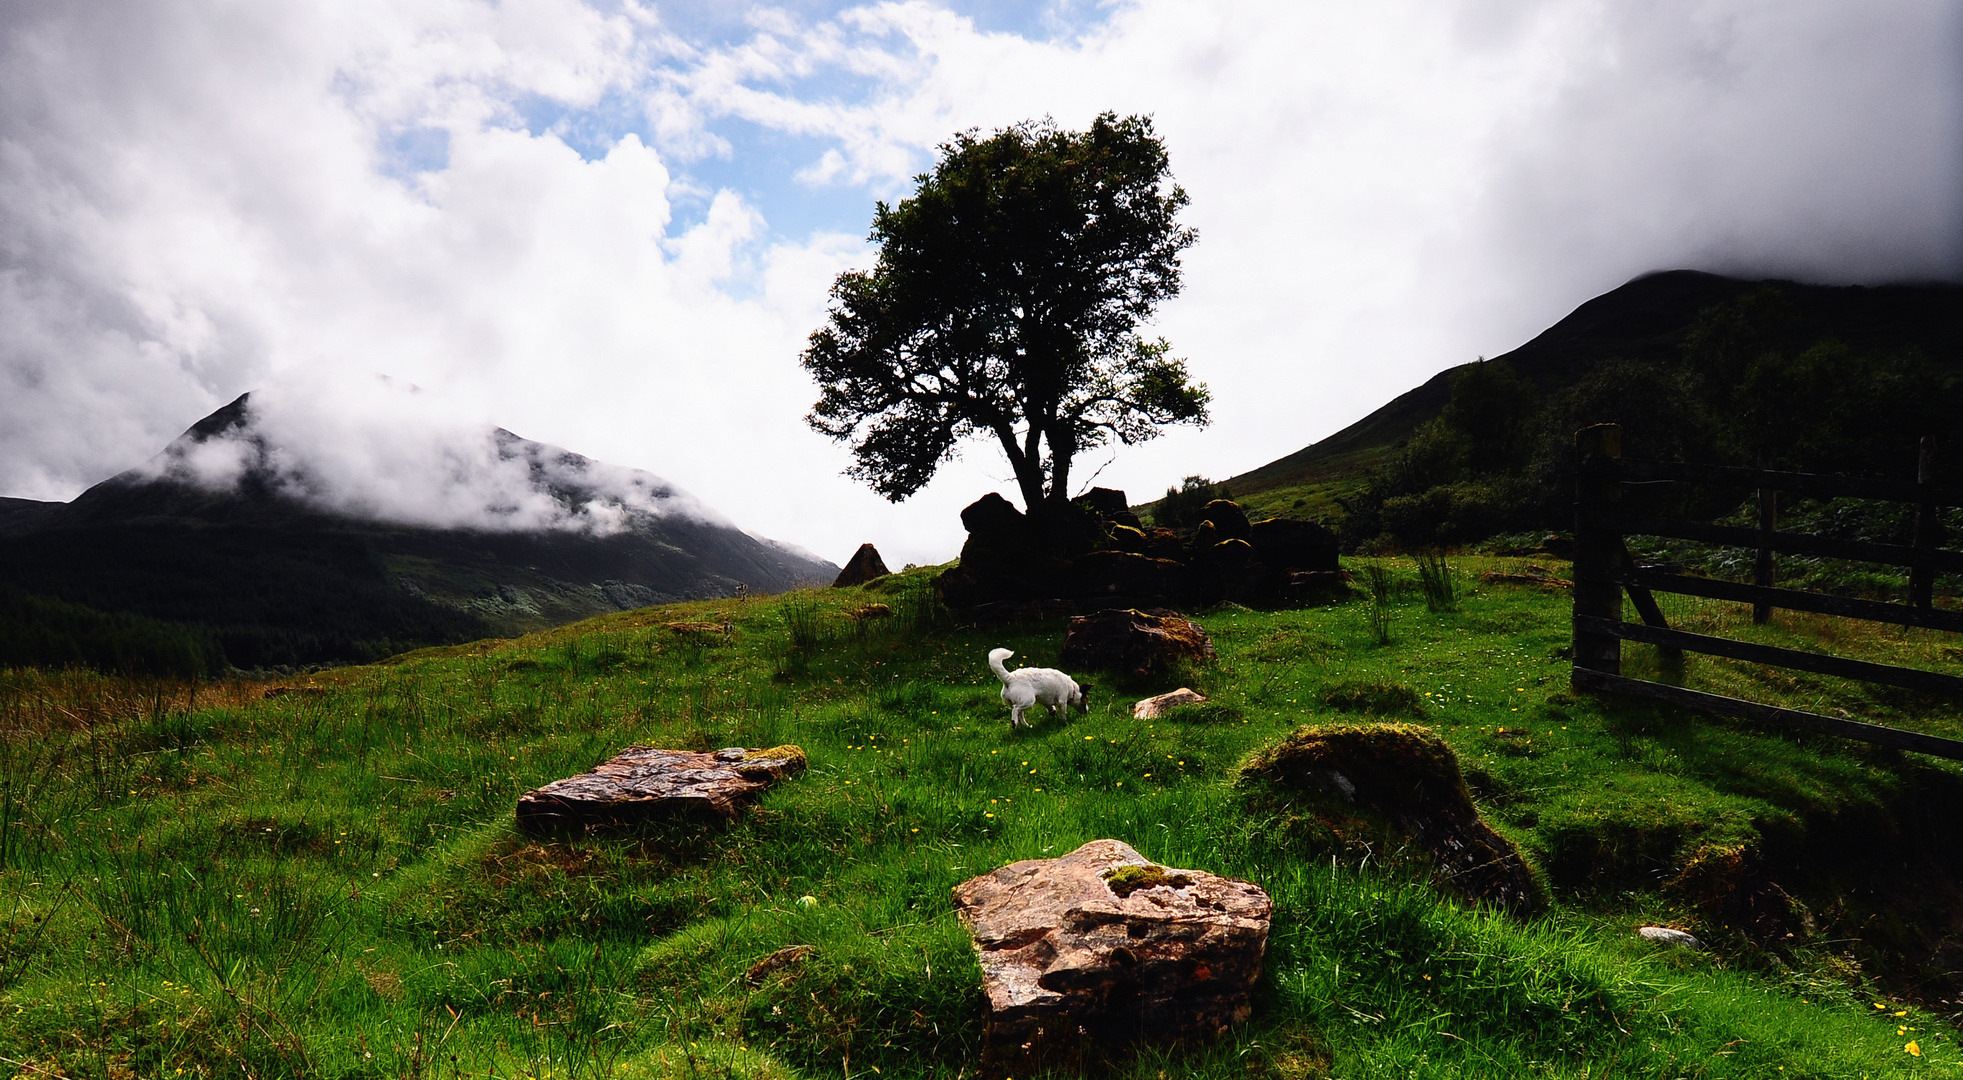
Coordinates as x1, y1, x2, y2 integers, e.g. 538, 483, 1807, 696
1570, 423, 1963, 762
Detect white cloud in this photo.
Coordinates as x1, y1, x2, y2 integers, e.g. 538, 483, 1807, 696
1, 0, 1956, 571
137, 373, 724, 534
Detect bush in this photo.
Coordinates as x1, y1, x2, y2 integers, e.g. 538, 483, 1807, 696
1151, 475, 1230, 529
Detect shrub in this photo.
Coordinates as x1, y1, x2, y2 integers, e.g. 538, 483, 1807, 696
1151, 475, 1230, 529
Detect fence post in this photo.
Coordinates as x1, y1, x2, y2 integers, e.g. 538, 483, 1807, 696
1753, 453, 1775, 624
1912, 436, 1939, 609
1573, 424, 1623, 681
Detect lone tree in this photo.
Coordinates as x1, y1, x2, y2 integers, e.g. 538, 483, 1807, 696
801, 112, 1209, 516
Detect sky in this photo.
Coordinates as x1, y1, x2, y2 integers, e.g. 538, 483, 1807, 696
2, 0, 1959, 568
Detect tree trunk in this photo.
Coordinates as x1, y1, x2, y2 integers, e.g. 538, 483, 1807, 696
996, 425, 1047, 512
1047, 422, 1075, 508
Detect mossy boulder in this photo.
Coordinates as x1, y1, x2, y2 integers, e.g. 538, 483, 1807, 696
1242, 723, 1544, 914
1197, 499, 1252, 542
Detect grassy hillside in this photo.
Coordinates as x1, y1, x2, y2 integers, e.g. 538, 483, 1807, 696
1187, 272, 1963, 541
3, 564, 1962, 1077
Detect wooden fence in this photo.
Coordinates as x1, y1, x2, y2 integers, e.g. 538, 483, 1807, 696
1569, 423, 1963, 761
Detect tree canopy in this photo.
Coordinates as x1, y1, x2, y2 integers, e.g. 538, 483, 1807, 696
801, 113, 1209, 513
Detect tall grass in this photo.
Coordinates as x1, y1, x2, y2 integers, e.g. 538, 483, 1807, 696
1415, 550, 1459, 612
1361, 562, 1396, 643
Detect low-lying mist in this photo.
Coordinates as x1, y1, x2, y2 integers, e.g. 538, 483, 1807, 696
133, 374, 724, 536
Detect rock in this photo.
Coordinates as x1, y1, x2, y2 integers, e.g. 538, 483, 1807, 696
832, 544, 892, 587
1065, 550, 1191, 601
1106, 523, 1150, 554
1133, 688, 1207, 719
1075, 487, 1145, 531
961, 492, 1030, 542
945, 494, 1077, 603
1074, 487, 1132, 520
938, 488, 1336, 613
1241, 724, 1544, 914
1197, 500, 1251, 542
745, 944, 815, 985
515, 745, 805, 836
662, 620, 726, 635
1637, 925, 1701, 949
1196, 538, 1268, 603
1140, 527, 1187, 562
1248, 518, 1339, 572
952, 839, 1272, 1074
1060, 609, 1217, 678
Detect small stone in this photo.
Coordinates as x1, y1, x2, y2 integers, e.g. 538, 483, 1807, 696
953, 839, 1271, 1074
515, 746, 805, 836
745, 944, 814, 985
1638, 925, 1701, 949
1133, 688, 1208, 719
662, 620, 725, 634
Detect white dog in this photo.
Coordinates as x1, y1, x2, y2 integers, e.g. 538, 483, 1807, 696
989, 648, 1089, 729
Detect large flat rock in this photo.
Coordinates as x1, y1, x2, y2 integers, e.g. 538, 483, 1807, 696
515, 745, 804, 836
952, 839, 1271, 1073
1059, 608, 1216, 678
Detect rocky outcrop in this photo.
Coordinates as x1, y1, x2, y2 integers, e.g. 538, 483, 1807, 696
952, 839, 1272, 1075
515, 745, 805, 836
936, 489, 1341, 618
1241, 724, 1543, 914
1060, 609, 1216, 679
832, 543, 892, 587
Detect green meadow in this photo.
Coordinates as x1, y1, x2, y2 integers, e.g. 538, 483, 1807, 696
3, 558, 1962, 1078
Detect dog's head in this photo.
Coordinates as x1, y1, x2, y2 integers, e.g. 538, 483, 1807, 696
1072, 682, 1092, 714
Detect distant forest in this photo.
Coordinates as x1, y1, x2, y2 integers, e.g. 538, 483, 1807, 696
0, 523, 491, 676
1341, 285, 1963, 548
0, 586, 227, 679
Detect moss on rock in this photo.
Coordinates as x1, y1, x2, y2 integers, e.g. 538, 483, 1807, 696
1102, 863, 1196, 898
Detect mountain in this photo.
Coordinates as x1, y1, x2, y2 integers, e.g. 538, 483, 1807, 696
1217, 270, 1963, 529
0, 394, 838, 669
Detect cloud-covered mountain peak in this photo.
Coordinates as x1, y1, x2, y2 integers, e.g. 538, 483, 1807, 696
128, 385, 727, 537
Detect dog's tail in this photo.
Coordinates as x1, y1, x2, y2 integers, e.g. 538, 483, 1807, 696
987, 647, 1014, 683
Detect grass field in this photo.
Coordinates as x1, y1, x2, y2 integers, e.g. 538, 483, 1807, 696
4, 558, 1963, 1078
